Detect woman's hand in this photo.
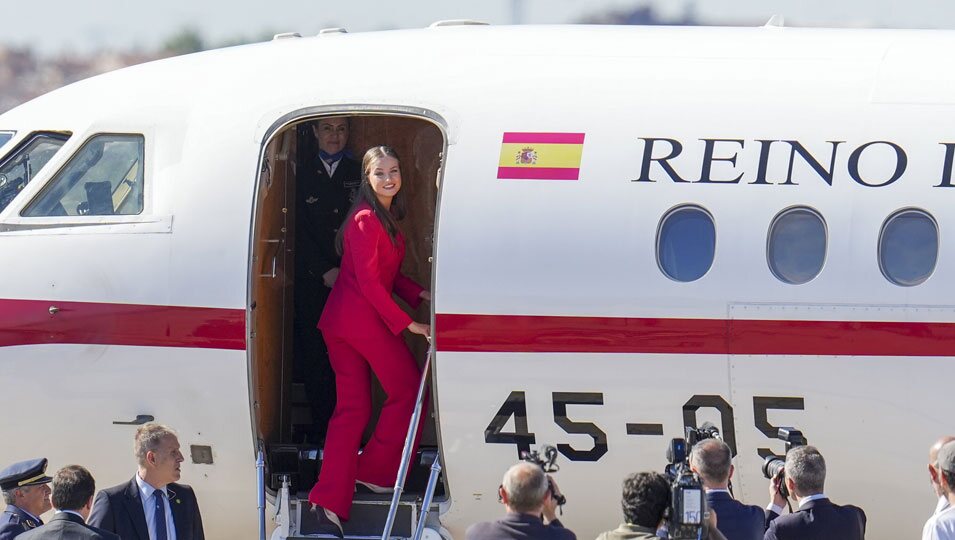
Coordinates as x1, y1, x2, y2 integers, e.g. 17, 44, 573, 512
407, 321, 431, 337
419, 290, 432, 302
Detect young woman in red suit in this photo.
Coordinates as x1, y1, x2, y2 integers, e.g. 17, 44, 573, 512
308, 145, 431, 537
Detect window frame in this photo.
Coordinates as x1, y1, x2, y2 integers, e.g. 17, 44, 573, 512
765, 205, 828, 285
655, 203, 717, 283
21, 133, 146, 219
0, 131, 72, 215
877, 207, 939, 287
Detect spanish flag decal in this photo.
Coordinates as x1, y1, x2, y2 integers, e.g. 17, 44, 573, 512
497, 132, 585, 180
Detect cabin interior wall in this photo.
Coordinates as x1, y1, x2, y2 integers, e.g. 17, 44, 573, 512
255, 114, 441, 448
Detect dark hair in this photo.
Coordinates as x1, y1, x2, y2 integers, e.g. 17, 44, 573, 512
52, 465, 95, 511
621, 472, 670, 528
336, 145, 405, 255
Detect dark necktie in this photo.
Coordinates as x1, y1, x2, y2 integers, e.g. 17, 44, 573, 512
153, 490, 169, 540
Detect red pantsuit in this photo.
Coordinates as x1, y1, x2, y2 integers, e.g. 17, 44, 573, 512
309, 202, 426, 520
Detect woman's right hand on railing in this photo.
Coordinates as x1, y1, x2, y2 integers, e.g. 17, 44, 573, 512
407, 321, 431, 338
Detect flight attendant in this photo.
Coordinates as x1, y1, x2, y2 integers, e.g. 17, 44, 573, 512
308, 146, 431, 537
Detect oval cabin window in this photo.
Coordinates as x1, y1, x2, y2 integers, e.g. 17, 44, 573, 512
879, 209, 939, 286
657, 205, 716, 282
767, 207, 827, 285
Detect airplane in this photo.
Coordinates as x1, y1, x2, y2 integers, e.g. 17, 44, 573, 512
1, 19, 953, 540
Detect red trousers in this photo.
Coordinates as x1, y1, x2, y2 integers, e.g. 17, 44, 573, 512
308, 329, 426, 520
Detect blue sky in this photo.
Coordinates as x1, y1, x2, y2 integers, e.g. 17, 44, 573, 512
10, 0, 955, 54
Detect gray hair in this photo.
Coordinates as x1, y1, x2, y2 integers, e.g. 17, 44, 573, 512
501, 462, 548, 513
689, 439, 732, 485
785, 445, 826, 495
1, 489, 15, 505
134, 424, 178, 467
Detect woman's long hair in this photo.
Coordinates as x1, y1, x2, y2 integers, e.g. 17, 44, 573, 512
336, 145, 406, 255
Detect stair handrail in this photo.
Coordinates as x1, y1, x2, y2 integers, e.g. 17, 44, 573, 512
381, 342, 433, 540
257, 449, 267, 540
412, 455, 442, 540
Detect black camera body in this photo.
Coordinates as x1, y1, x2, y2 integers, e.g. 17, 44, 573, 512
760, 427, 807, 499
663, 423, 721, 539
520, 444, 567, 507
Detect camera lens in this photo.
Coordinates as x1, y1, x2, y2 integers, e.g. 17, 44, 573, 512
761, 456, 785, 480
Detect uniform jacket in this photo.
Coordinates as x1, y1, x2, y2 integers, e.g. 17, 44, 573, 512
87, 478, 205, 540
319, 203, 424, 337
295, 154, 361, 284
706, 491, 764, 540
0, 505, 42, 540
18, 512, 119, 540
464, 513, 577, 540
764, 498, 865, 540
594, 523, 658, 540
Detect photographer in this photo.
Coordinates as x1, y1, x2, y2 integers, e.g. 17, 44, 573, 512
689, 440, 763, 540
595, 472, 727, 540
764, 445, 865, 540
465, 462, 575, 540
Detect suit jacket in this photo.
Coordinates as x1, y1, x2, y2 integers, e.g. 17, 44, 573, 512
318, 203, 424, 338
707, 491, 764, 540
18, 512, 119, 540
764, 498, 865, 540
87, 478, 205, 540
464, 513, 576, 540
295, 154, 361, 286
0, 505, 43, 540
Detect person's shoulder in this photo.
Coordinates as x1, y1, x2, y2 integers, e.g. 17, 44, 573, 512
351, 205, 383, 230
464, 520, 496, 540
553, 525, 577, 540
88, 524, 121, 540
169, 482, 199, 501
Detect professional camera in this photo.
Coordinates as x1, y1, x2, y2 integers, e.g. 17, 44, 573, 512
520, 444, 567, 509
662, 423, 721, 539
760, 427, 807, 499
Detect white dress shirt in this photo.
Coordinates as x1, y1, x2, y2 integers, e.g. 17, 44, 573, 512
54, 509, 86, 521
767, 492, 828, 516
321, 158, 341, 177
924, 496, 955, 540
135, 473, 178, 540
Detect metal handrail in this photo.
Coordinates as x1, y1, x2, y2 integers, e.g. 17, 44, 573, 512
257, 450, 267, 540
412, 455, 442, 540
381, 345, 433, 540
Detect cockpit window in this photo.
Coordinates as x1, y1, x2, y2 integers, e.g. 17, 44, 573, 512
0, 132, 69, 214
0, 132, 14, 148
23, 134, 144, 217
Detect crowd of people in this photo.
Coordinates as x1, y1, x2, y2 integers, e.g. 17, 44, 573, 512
465, 437, 955, 540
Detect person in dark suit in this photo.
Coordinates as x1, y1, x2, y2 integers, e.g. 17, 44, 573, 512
763, 445, 865, 540
88, 424, 205, 540
689, 439, 764, 540
19, 465, 119, 540
465, 462, 575, 540
595, 472, 728, 540
0, 458, 53, 540
294, 116, 362, 443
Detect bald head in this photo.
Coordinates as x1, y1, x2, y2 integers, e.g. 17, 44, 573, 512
501, 462, 549, 514
690, 439, 733, 488
929, 436, 955, 496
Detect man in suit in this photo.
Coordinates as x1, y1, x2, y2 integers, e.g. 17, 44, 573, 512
19, 465, 118, 540
764, 445, 865, 540
925, 436, 955, 539
690, 439, 763, 540
0, 458, 53, 540
924, 440, 955, 539
294, 116, 362, 443
88, 424, 205, 540
465, 462, 576, 540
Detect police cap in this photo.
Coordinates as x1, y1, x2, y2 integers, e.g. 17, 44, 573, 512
0, 458, 52, 491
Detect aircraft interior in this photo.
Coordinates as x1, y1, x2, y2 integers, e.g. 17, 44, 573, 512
249, 113, 445, 533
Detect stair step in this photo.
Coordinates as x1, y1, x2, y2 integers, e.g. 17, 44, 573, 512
294, 496, 416, 538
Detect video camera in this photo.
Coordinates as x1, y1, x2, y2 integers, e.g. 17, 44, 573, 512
520, 444, 567, 510
663, 423, 722, 539
761, 427, 807, 499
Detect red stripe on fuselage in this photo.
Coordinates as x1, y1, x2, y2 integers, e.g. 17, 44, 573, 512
0, 299, 246, 351
434, 313, 955, 356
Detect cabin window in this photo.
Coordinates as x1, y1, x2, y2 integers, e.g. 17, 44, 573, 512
23, 134, 144, 217
0, 132, 70, 214
767, 207, 827, 285
0, 131, 14, 149
879, 209, 938, 287
656, 205, 716, 282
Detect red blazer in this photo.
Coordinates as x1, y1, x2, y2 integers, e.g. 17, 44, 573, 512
318, 203, 424, 337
